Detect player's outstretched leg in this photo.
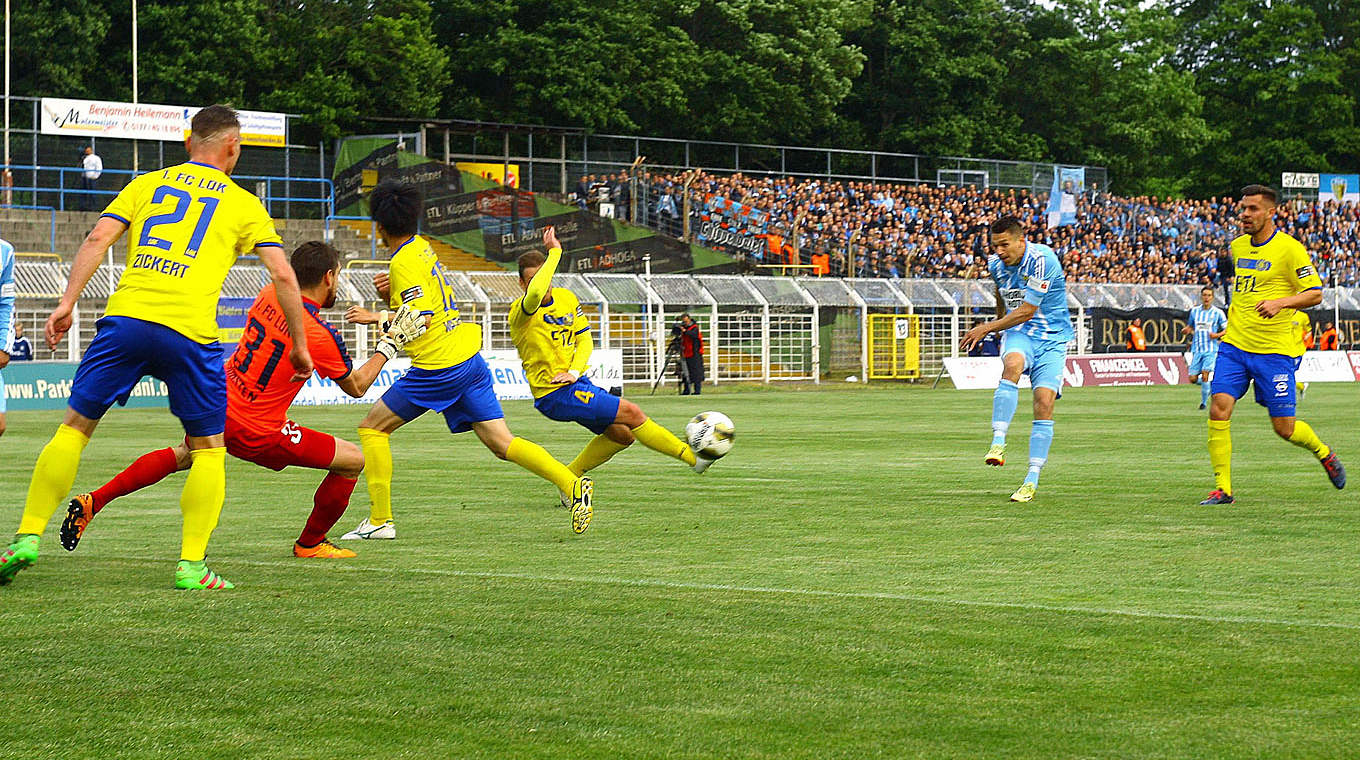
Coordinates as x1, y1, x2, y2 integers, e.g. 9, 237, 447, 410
569, 434, 630, 478
1279, 418, 1345, 490
176, 446, 232, 590
62, 447, 184, 551
988, 379, 1019, 466
477, 418, 592, 534
1199, 374, 1211, 410
2, 422, 93, 586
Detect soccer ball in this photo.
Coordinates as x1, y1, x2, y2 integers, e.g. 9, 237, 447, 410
686, 411, 735, 460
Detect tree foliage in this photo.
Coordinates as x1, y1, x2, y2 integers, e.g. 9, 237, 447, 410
6, 0, 1357, 195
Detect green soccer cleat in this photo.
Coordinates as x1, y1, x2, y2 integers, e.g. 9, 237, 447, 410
174, 561, 235, 590
0, 535, 40, 586
1010, 482, 1036, 503
985, 443, 1006, 467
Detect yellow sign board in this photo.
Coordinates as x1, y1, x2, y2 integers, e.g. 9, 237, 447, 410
867, 313, 921, 379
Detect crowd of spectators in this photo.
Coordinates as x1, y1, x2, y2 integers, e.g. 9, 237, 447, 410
634, 171, 1360, 287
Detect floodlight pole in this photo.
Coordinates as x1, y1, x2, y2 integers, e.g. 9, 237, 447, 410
4, 0, 10, 173
131, 0, 138, 173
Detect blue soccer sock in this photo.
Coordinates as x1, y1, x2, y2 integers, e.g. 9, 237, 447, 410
1201, 379, 1211, 407
1024, 420, 1054, 486
991, 380, 1020, 446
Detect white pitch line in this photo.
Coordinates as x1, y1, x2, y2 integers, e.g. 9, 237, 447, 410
227, 559, 1360, 632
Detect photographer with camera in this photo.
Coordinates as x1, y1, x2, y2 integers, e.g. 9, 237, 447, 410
675, 313, 705, 395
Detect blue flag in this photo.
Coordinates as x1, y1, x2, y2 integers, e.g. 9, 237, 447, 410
1046, 167, 1084, 227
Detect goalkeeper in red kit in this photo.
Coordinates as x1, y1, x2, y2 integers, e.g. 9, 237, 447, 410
60, 242, 427, 566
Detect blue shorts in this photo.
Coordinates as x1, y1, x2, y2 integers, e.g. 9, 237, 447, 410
69, 316, 226, 436
381, 353, 504, 433
1001, 331, 1067, 392
534, 377, 621, 435
1188, 350, 1218, 375
1211, 342, 1297, 417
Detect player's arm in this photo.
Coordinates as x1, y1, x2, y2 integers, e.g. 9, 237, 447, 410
335, 306, 426, 397
45, 216, 127, 349
0, 251, 14, 368
255, 243, 313, 380
518, 226, 562, 316
960, 302, 1037, 352
993, 286, 1006, 319
1181, 311, 1194, 338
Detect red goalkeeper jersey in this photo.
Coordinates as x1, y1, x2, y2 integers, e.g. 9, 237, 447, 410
225, 284, 352, 436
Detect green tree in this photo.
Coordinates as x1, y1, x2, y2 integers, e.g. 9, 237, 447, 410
1003, 0, 1212, 195
1173, 0, 1360, 194
840, 0, 1044, 161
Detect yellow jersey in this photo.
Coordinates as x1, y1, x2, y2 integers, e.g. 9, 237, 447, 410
102, 161, 282, 344
509, 286, 590, 398
1293, 309, 1312, 352
387, 235, 482, 369
1223, 230, 1322, 356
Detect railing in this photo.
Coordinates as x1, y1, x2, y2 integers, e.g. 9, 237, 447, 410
1, 164, 335, 219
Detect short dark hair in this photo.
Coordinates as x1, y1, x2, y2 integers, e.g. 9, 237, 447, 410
369, 181, 422, 238
1201, 286, 1213, 293
291, 241, 340, 288
1240, 184, 1278, 205
517, 249, 546, 278
191, 104, 240, 144
990, 216, 1023, 236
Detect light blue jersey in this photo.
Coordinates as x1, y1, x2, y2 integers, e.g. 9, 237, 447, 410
1187, 305, 1226, 356
987, 242, 1075, 343
0, 238, 14, 414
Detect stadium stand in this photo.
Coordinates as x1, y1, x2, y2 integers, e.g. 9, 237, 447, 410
634, 172, 1360, 287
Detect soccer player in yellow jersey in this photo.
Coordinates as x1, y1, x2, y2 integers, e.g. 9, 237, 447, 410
510, 227, 714, 503
342, 181, 593, 536
0, 105, 314, 589
1291, 308, 1312, 399
1200, 184, 1344, 505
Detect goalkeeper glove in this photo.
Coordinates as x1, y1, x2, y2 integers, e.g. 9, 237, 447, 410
373, 304, 428, 360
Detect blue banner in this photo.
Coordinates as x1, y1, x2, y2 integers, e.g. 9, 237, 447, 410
1320, 174, 1360, 204
1046, 167, 1084, 228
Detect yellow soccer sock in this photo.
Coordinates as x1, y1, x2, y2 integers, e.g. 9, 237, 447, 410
505, 437, 578, 493
358, 428, 393, 525
179, 447, 226, 562
1207, 419, 1232, 495
568, 434, 629, 476
1287, 419, 1330, 460
18, 424, 91, 535
631, 418, 696, 466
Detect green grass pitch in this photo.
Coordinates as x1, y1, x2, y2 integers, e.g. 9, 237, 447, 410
2, 384, 1358, 758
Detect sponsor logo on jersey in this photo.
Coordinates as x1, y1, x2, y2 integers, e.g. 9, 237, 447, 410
1027, 277, 1050, 293
1238, 258, 1272, 271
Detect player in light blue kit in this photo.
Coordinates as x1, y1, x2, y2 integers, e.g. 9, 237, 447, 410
960, 216, 1076, 502
1182, 286, 1227, 410
0, 236, 15, 438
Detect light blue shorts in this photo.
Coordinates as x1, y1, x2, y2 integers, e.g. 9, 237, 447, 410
1188, 350, 1218, 375
1001, 331, 1067, 392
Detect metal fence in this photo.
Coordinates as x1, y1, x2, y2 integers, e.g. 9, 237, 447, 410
399, 122, 1109, 197
15, 259, 1360, 385
2, 96, 330, 216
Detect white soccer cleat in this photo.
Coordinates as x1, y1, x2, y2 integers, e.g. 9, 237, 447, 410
339, 518, 396, 540
691, 454, 716, 474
